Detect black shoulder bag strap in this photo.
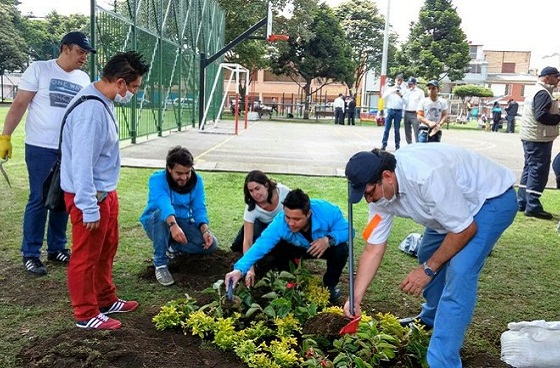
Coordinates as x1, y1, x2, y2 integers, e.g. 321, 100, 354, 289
56, 94, 115, 156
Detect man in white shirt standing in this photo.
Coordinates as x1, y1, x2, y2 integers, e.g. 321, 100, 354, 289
402, 77, 425, 144
0, 32, 94, 276
344, 144, 517, 368
333, 93, 345, 125
381, 74, 405, 150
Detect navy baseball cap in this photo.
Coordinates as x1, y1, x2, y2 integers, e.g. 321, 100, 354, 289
345, 151, 383, 203
427, 80, 439, 87
538, 66, 559, 77
407, 77, 417, 84
60, 32, 96, 54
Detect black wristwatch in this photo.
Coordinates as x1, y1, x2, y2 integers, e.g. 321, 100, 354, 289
327, 236, 335, 247
422, 262, 437, 277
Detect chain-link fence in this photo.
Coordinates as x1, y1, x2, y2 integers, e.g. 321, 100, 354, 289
93, 0, 224, 143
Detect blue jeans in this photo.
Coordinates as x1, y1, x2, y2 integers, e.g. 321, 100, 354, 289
518, 140, 553, 213
143, 209, 217, 267
21, 144, 68, 258
381, 109, 402, 148
416, 187, 517, 368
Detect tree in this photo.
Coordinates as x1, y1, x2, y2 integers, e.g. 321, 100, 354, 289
0, 1, 28, 72
23, 11, 90, 61
393, 0, 469, 82
216, 0, 289, 82
452, 84, 493, 100
333, 0, 385, 93
270, 4, 356, 119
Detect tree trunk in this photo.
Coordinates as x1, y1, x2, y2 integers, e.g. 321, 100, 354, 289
303, 80, 311, 119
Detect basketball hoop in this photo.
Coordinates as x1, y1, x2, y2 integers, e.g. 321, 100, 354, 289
267, 34, 289, 42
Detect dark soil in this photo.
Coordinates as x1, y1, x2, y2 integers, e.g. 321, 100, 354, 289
14, 249, 511, 368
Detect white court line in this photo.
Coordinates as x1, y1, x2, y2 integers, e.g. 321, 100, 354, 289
195, 121, 260, 160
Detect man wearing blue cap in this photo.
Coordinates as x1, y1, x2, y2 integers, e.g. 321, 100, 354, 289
343, 144, 517, 368
0, 31, 95, 276
517, 66, 560, 220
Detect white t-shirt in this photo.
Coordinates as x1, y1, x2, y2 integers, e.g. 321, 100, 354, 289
243, 183, 290, 224
19, 60, 90, 149
418, 96, 448, 126
366, 143, 516, 245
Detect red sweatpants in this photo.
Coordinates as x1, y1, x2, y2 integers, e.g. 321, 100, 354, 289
64, 191, 119, 321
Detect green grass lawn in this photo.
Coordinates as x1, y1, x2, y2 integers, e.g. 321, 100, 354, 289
0, 105, 558, 366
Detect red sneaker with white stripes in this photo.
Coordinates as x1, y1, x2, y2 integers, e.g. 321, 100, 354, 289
76, 313, 121, 330
99, 299, 139, 314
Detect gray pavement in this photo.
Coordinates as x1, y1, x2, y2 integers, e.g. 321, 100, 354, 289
120, 119, 560, 188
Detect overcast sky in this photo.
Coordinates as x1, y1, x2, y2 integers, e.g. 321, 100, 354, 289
17, 0, 557, 69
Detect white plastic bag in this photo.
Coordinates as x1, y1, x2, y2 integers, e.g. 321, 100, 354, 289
398, 233, 422, 257
501, 320, 560, 367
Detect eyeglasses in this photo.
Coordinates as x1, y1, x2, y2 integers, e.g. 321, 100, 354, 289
363, 184, 377, 201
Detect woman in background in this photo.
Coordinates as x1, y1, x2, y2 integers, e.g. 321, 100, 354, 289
231, 170, 290, 286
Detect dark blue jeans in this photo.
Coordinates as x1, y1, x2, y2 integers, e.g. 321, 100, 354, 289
265, 241, 349, 287
334, 107, 344, 125
505, 115, 516, 133
21, 144, 68, 258
381, 109, 403, 148
518, 140, 553, 213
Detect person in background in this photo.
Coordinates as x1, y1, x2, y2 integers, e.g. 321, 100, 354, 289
225, 189, 350, 303
402, 77, 425, 144
491, 101, 503, 132
344, 145, 517, 368
380, 74, 405, 150
333, 93, 345, 125
230, 170, 290, 287
140, 146, 218, 287
271, 97, 278, 115
61, 51, 150, 330
417, 80, 448, 143
346, 95, 357, 126
0, 32, 94, 276
466, 100, 473, 121
517, 66, 560, 220
505, 99, 519, 133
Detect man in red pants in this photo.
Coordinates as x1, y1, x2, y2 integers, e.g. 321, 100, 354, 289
61, 52, 150, 330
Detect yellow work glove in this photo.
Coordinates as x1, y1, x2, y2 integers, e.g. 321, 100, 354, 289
0, 135, 12, 159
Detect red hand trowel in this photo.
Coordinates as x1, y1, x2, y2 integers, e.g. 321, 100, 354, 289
339, 180, 382, 335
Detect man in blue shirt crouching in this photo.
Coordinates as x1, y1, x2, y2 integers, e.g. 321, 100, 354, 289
225, 189, 349, 303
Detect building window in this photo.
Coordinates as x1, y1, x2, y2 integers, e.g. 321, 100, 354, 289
468, 63, 482, 74
469, 45, 478, 60
502, 63, 515, 73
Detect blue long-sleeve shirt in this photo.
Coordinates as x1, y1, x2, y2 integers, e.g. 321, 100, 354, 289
234, 199, 351, 275
139, 170, 209, 229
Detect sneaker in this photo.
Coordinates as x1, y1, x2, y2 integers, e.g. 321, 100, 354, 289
47, 250, 71, 263
23, 257, 47, 276
327, 285, 341, 303
76, 313, 121, 330
524, 210, 553, 220
99, 299, 139, 314
155, 266, 175, 286
398, 315, 433, 331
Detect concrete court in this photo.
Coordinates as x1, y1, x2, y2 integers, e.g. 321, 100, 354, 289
120, 119, 560, 188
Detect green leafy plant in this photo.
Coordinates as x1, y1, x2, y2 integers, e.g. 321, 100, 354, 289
152, 267, 430, 367
152, 294, 198, 331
